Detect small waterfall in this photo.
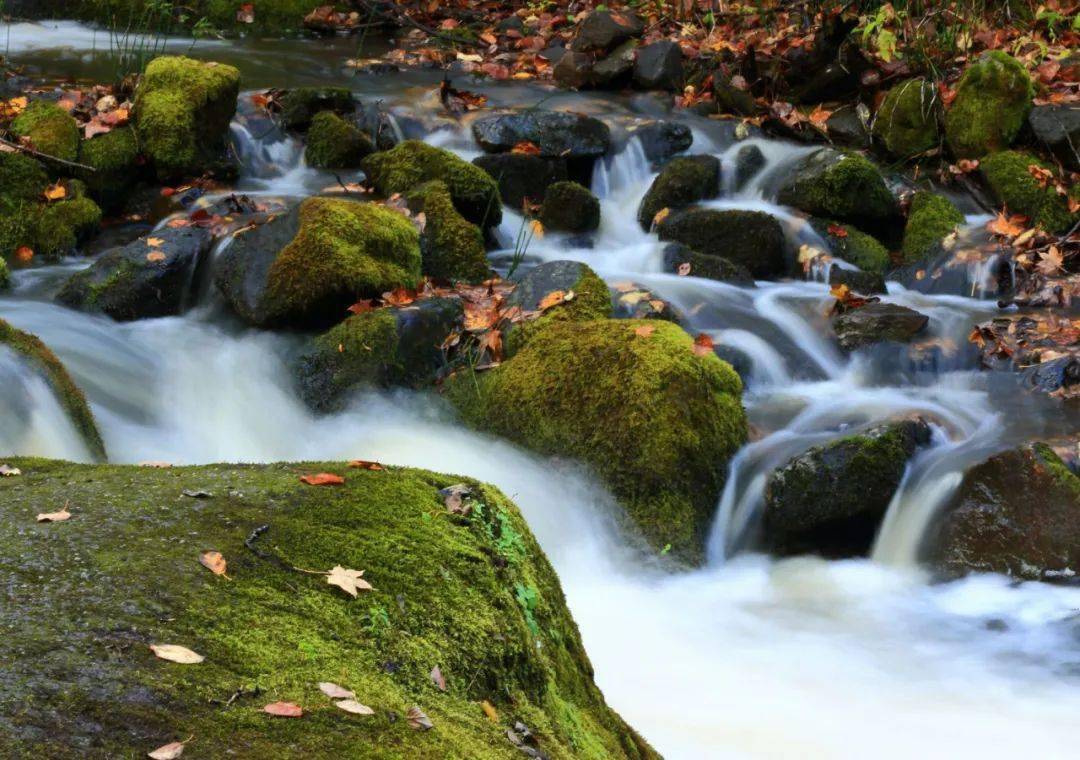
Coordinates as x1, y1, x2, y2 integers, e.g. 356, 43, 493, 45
0, 347, 93, 462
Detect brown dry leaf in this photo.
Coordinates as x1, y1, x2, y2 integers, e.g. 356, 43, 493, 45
43, 183, 67, 202
263, 702, 303, 718
147, 740, 186, 759
349, 460, 385, 471
300, 473, 345, 486
808, 105, 832, 129
1027, 164, 1054, 188
382, 287, 417, 307
430, 665, 447, 691
481, 700, 499, 722
440, 484, 472, 515
347, 299, 376, 315
318, 682, 355, 699
150, 645, 204, 664
634, 325, 657, 338
987, 212, 1026, 237
407, 706, 434, 730
146, 251, 167, 263
15, 246, 34, 263
677, 262, 691, 276
1037, 246, 1064, 276
476, 329, 503, 362
538, 289, 573, 311
334, 699, 375, 715
326, 565, 374, 598
198, 551, 227, 576
36, 507, 71, 523
692, 333, 715, 357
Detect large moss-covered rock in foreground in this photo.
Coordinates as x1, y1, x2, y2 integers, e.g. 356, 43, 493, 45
979, 151, 1075, 233
447, 319, 747, 562
363, 141, 502, 228
900, 191, 965, 265
405, 181, 489, 282
929, 443, 1080, 580
0, 458, 655, 760
134, 56, 240, 180
637, 155, 720, 230
777, 149, 899, 231
945, 51, 1033, 159
872, 79, 940, 157
216, 197, 421, 328
0, 320, 106, 461
10, 100, 81, 164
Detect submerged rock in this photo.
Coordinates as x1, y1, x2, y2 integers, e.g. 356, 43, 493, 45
777, 148, 899, 231
472, 153, 567, 211
657, 208, 787, 280
472, 110, 611, 160
405, 180, 490, 282
304, 111, 373, 169
56, 227, 213, 321
979, 151, 1076, 234
1027, 104, 1080, 171
872, 78, 940, 157
0, 458, 656, 759
929, 443, 1080, 580
832, 302, 929, 351
540, 181, 601, 234
945, 51, 1033, 159
900, 191, 965, 265
637, 155, 721, 230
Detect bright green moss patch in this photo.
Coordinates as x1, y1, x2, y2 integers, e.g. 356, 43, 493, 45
78, 126, 141, 208
872, 78, 940, 157
945, 51, 1033, 159
34, 196, 103, 260
979, 151, 1075, 233
406, 181, 489, 282
0, 458, 655, 759
901, 191, 965, 264
540, 181, 601, 234
0, 257, 9, 289
778, 149, 898, 228
0, 151, 48, 203
810, 219, 890, 274
0, 320, 106, 460
363, 141, 503, 228
504, 263, 612, 357
447, 319, 747, 563
11, 101, 80, 165
305, 111, 373, 169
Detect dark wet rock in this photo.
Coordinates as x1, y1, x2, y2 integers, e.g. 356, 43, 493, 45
657, 208, 787, 280
55, 227, 213, 321
764, 418, 933, 557
472, 110, 612, 159
472, 153, 567, 212
809, 219, 890, 275
592, 40, 638, 88
540, 45, 568, 66
828, 267, 887, 295
710, 76, 758, 117
553, 50, 594, 89
296, 298, 463, 412
929, 443, 1080, 580
609, 282, 683, 323
1023, 356, 1080, 398
1028, 105, 1080, 171
661, 243, 754, 286
570, 10, 644, 54
627, 120, 692, 163
832, 302, 929, 351
540, 181, 601, 234
792, 61, 859, 104
733, 144, 766, 190
633, 41, 683, 91
278, 86, 355, 131
826, 105, 870, 149
637, 155, 721, 230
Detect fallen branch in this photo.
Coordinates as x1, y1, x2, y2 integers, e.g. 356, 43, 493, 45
0, 134, 96, 172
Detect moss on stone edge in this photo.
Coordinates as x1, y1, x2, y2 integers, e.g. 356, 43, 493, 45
0, 257, 9, 289
363, 141, 503, 228
1033, 443, 1080, 502
261, 197, 421, 323
78, 126, 141, 207
0, 151, 48, 203
34, 196, 103, 260
279, 87, 356, 131
872, 78, 940, 158
305, 111, 373, 170
405, 181, 490, 282
778, 149, 898, 227
448, 319, 747, 563
979, 151, 1076, 234
11, 101, 81, 164
944, 51, 1033, 159
810, 219, 890, 274
0, 458, 656, 760
505, 263, 612, 358
540, 181, 601, 234
900, 191, 965, 264
134, 56, 240, 180
0, 320, 106, 461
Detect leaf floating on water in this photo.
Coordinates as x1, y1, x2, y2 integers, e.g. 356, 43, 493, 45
263, 701, 303, 718
348, 460, 385, 471
334, 699, 375, 715
150, 645, 204, 664
692, 333, 715, 357
36, 507, 71, 523
430, 665, 446, 691
300, 473, 345, 486
198, 551, 227, 576
326, 566, 374, 598
407, 706, 434, 730
0, 464, 21, 477
318, 682, 355, 700
480, 700, 499, 722
147, 741, 186, 759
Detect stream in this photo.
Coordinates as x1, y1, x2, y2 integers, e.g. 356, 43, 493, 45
2, 20, 1080, 759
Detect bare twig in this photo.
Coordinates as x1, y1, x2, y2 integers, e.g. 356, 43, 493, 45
0, 135, 96, 172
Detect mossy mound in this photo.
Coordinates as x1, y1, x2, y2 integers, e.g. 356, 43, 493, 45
405, 181, 490, 282
539, 181, 601, 234
979, 151, 1075, 233
945, 51, 1033, 159
872, 78, 940, 157
216, 197, 421, 328
0, 170, 102, 263
363, 141, 502, 229
33, 195, 103, 260
78, 126, 142, 210
279, 87, 356, 131
33, 0, 317, 34
636, 155, 720, 231
503, 260, 612, 357
305, 111, 373, 169
0, 458, 655, 759
777, 149, 899, 230
0, 320, 106, 461
900, 191, 965, 264
134, 56, 240, 180
10, 100, 80, 164
0, 150, 49, 202
809, 219, 890, 274
447, 319, 747, 562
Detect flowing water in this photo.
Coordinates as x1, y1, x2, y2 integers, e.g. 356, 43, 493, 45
2, 21, 1080, 759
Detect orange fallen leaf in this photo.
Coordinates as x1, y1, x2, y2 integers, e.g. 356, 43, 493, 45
538, 289, 573, 311
300, 473, 345, 486
146, 252, 167, 263
827, 224, 848, 238
15, 246, 34, 263
986, 212, 1026, 237
263, 702, 303, 718
347, 299, 376, 315
511, 140, 541, 155
692, 333, 715, 357
529, 218, 544, 239
43, 183, 67, 201
146, 237, 164, 247
652, 207, 671, 228
349, 460, 385, 471
481, 700, 499, 722
198, 551, 227, 576
634, 325, 657, 337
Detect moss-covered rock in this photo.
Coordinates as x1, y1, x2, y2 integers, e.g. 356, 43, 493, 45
637, 155, 720, 230
405, 181, 489, 282
10, 100, 81, 164
305, 111, 373, 169
0, 257, 9, 289
0, 150, 48, 203
872, 78, 940, 157
134, 56, 240, 180
363, 141, 502, 228
657, 208, 787, 280
216, 197, 421, 328
279, 87, 355, 131
33, 195, 103, 260
472, 153, 568, 212
944, 51, 1033, 159
78, 126, 141, 210
0, 320, 106, 461
539, 181, 601, 234
447, 319, 747, 562
503, 261, 612, 357
777, 148, 899, 230
979, 150, 1075, 233
900, 191, 965, 264
809, 219, 890, 274
0, 458, 655, 759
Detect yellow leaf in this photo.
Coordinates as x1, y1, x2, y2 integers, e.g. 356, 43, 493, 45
146, 237, 164, 247
652, 207, 670, 228
326, 565, 374, 598
529, 219, 544, 239
481, 700, 499, 722
150, 644, 204, 664
43, 183, 67, 201
36, 507, 71, 523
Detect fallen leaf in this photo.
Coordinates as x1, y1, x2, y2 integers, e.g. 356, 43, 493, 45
43, 183, 67, 201
147, 741, 185, 760
326, 565, 374, 597
146, 237, 164, 247
347, 299, 376, 315
319, 682, 355, 699
407, 706, 434, 730
1036, 246, 1064, 276
263, 702, 303, 718
538, 290, 571, 311
146, 251, 167, 263
15, 246, 34, 263
529, 218, 544, 239
826, 224, 848, 238
0, 464, 21, 477
300, 473, 345, 486
692, 333, 715, 357
150, 645, 204, 664
652, 207, 671, 228
198, 551, 227, 576
677, 262, 691, 276
511, 140, 541, 155
634, 325, 657, 337
987, 212, 1026, 238
430, 665, 447, 691
481, 700, 499, 722
348, 460, 385, 471
335, 699, 375, 715
36, 507, 71, 523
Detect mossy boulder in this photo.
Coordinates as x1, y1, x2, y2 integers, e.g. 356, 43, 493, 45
945, 51, 1033, 159
657, 208, 787, 280
0, 458, 655, 759
637, 155, 720, 230
10, 100, 81, 164
0, 319, 106, 461
777, 148, 899, 231
0, 150, 49, 203
363, 141, 502, 229
900, 191, 965, 264
405, 181, 489, 282
134, 56, 241, 180
216, 198, 421, 328
447, 319, 747, 562
296, 298, 464, 412
77, 126, 142, 210
2, 172, 102, 263
929, 443, 1080, 580
764, 419, 931, 557
0, 258, 9, 289
32, 194, 103, 260
872, 79, 940, 157
809, 219, 890, 274
305, 111, 373, 169
503, 261, 612, 356
278, 87, 355, 130
979, 151, 1075, 233
540, 181, 601, 234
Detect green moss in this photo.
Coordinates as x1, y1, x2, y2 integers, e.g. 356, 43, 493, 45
134, 56, 240, 179
10, 101, 80, 164
872, 78, 940, 157
0, 458, 655, 759
363, 141, 502, 228
1034, 443, 1080, 502
279, 87, 355, 130
406, 181, 489, 282
32, 196, 103, 260
0, 151, 49, 203
778, 149, 898, 227
505, 264, 612, 357
305, 111, 373, 169
900, 192, 965, 264
0, 257, 9, 289
979, 151, 1075, 233
447, 319, 747, 563
540, 181, 601, 234
78, 126, 141, 209
810, 219, 891, 274
0, 320, 106, 461
945, 51, 1033, 159
637, 155, 720, 230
